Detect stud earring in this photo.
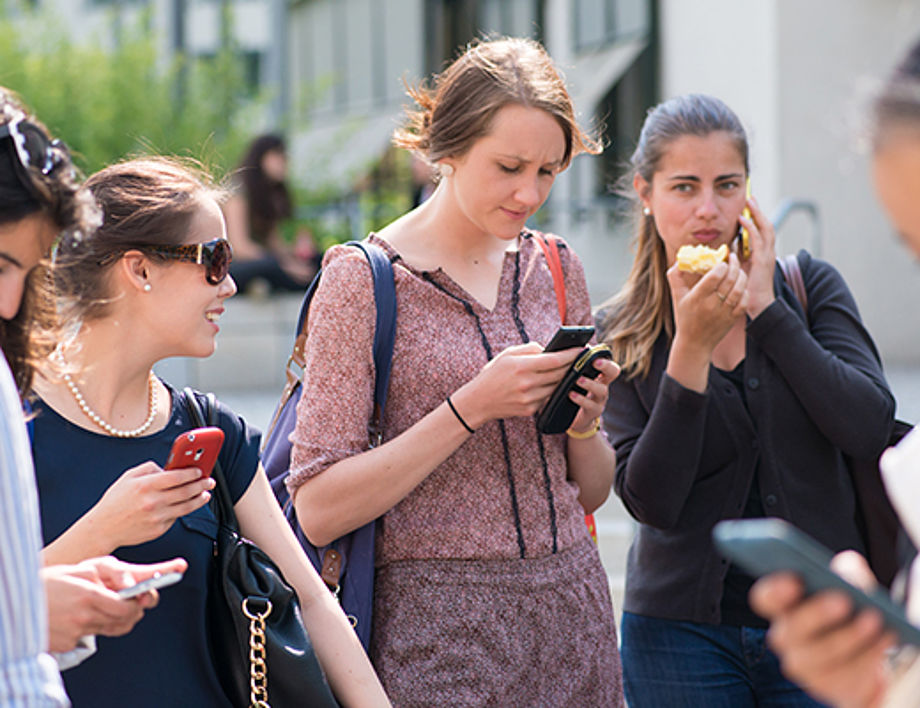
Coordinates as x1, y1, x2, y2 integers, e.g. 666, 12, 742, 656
440, 164, 454, 178
642, 206, 651, 216
143, 283, 152, 292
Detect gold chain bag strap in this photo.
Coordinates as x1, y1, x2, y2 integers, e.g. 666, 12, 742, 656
183, 389, 339, 708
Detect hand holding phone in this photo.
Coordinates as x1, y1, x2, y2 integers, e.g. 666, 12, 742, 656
738, 177, 752, 259
117, 570, 184, 599
544, 325, 595, 352
713, 517, 920, 645
536, 343, 614, 434
165, 427, 224, 478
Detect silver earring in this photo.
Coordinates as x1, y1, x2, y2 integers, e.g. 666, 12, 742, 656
642, 206, 651, 216
440, 164, 454, 178
143, 283, 152, 292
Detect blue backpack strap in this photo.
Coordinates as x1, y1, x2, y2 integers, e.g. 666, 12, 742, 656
348, 240, 396, 442
23, 398, 34, 444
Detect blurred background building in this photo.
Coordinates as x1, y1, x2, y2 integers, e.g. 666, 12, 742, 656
3, 0, 919, 365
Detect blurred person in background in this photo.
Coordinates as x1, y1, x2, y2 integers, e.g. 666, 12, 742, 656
751, 36, 920, 708
224, 133, 319, 295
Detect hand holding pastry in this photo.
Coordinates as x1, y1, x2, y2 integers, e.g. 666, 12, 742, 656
666, 252, 749, 392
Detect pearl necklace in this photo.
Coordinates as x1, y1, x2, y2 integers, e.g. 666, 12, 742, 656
59, 357, 159, 437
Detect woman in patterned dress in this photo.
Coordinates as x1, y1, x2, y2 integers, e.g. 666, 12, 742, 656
287, 37, 624, 706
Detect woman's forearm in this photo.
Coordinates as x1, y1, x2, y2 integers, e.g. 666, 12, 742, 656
566, 432, 616, 513
236, 473, 391, 707
293, 401, 472, 546
42, 512, 118, 565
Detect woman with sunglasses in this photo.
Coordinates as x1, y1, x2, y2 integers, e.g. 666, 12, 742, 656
1, 90, 191, 705
28, 157, 389, 706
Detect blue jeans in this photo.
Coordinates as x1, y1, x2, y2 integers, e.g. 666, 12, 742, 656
621, 612, 829, 707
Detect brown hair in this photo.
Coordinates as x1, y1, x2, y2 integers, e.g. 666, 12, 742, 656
597, 94, 749, 379
872, 37, 920, 150
54, 156, 226, 322
393, 36, 600, 168
0, 87, 99, 398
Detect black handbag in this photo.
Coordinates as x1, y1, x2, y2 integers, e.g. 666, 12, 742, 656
183, 389, 339, 708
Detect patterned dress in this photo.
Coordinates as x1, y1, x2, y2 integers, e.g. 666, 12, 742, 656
289, 231, 623, 706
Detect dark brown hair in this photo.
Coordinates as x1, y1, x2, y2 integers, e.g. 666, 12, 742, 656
0, 87, 99, 398
872, 37, 920, 150
393, 37, 600, 168
597, 94, 749, 379
235, 133, 292, 244
54, 156, 225, 322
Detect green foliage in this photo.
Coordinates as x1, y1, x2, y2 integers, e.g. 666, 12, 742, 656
0, 2, 415, 252
0, 3, 261, 179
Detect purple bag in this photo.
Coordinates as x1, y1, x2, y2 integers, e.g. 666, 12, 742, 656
262, 241, 396, 649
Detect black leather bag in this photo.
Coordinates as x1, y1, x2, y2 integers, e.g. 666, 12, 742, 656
183, 389, 338, 708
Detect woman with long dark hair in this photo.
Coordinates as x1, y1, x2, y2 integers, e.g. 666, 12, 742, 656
224, 134, 318, 293
597, 93, 895, 706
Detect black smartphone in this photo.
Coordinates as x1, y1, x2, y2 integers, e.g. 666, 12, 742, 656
536, 344, 613, 434
712, 518, 920, 645
544, 325, 595, 352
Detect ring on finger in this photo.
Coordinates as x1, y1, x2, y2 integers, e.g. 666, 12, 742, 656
716, 292, 727, 302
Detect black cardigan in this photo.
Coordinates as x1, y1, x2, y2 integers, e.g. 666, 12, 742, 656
600, 251, 896, 624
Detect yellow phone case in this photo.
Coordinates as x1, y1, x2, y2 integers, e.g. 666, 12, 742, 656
740, 177, 752, 259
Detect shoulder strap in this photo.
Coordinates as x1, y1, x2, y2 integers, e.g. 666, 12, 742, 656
777, 253, 808, 316
270, 240, 396, 446
533, 233, 567, 323
182, 388, 238, 533
350, 242, 397, 444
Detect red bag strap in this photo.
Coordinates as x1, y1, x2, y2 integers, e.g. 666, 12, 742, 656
533, 233, 598, 542
534, 233, 567, 323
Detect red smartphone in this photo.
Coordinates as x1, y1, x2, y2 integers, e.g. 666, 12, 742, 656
164, 427, 224, 478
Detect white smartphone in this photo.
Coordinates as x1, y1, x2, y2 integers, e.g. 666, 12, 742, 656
713, 518, 920, 645
117, 571, 184, 599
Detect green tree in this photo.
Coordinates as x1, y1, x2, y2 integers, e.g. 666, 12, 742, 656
0, 3, 260, 178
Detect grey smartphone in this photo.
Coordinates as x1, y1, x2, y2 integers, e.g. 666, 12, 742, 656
544, 326, 595, 352
117, 571, 184, 599
712, 518, 920, 645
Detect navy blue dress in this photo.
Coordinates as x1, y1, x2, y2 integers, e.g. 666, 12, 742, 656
32, 386, 260, 707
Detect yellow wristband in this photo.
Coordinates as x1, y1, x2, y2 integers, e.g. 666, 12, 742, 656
566, 417, 601, 440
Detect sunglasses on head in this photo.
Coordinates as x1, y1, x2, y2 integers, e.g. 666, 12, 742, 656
145, 238, 233, 285
0, 115, 71, 198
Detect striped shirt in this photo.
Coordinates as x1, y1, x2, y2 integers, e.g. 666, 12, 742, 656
0, 352, 68, 707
